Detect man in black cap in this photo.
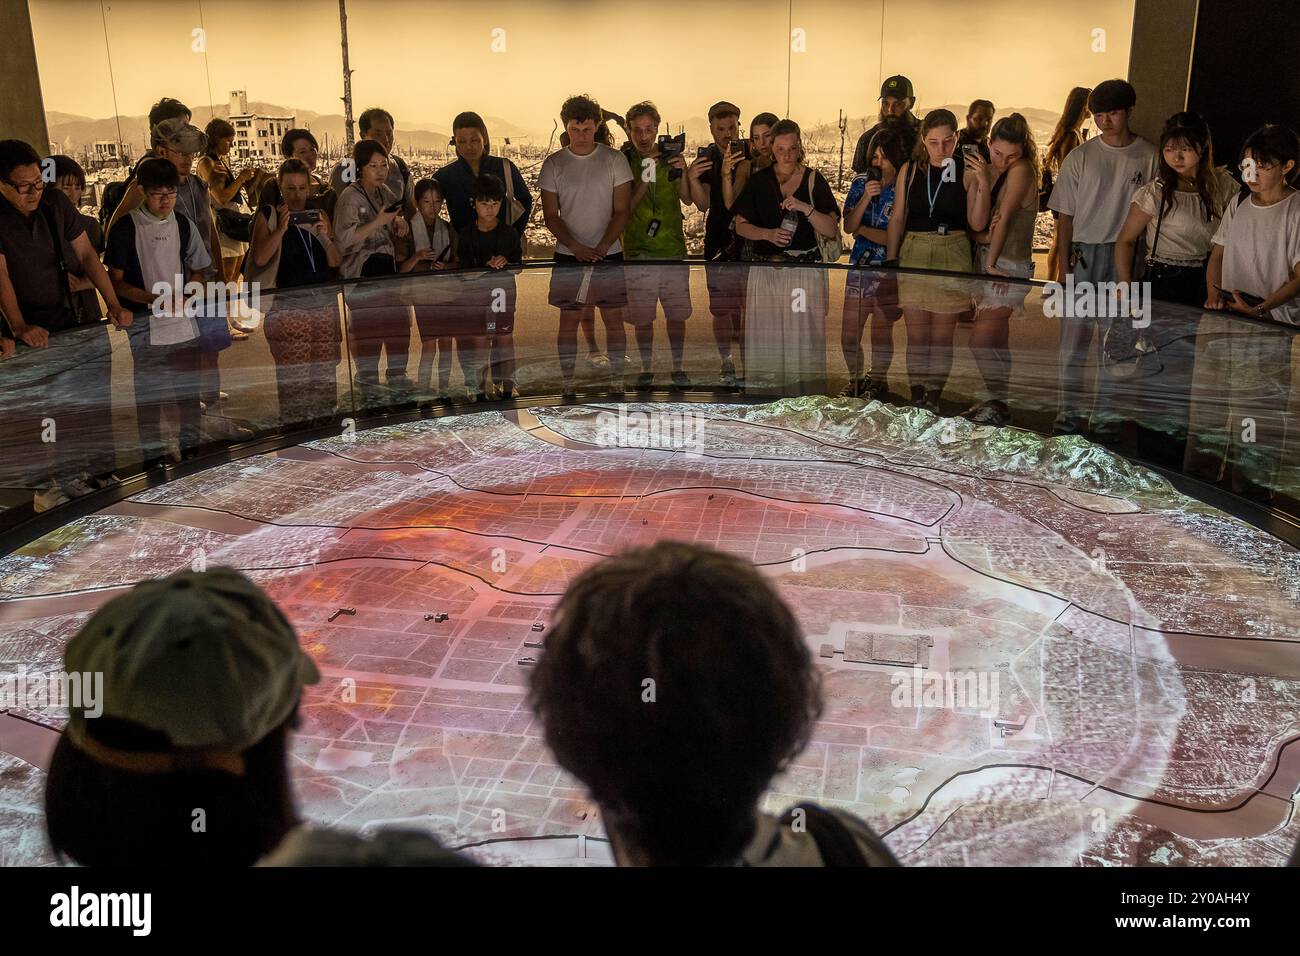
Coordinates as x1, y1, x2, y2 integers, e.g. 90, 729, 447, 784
852, 75, 921, 174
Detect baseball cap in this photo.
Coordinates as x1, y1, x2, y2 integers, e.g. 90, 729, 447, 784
879, 75, 915, 100
63, 567, 319, 756
1088, 79, 1137, 114
152, 116, 208, 153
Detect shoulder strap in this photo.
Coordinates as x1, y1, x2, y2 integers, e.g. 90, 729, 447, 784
39, 201, 83, 320
779, 803, 868, 867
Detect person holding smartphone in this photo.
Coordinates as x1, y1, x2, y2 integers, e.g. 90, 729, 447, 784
839, 123, 906, 400
885, 109, 992, 413
248, 158, 343, 429
334, 139, 413, 401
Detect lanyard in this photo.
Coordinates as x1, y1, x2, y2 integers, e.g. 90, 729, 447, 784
295, 224, 317, 274
926, 164, 944, 222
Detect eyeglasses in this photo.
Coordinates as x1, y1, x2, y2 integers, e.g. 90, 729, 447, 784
146, 189, 178, 200
5, 179, 46, 196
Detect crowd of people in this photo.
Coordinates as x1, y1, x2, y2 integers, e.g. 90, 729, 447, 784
1, 77, 1298, 512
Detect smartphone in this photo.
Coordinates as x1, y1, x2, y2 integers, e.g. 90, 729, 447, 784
1216, 286, 1265, 307
288, 209, 321, 227
729, 141, 745, 156
696, 146, 710, 159
383, 199, 403, 214
865, 166, 883, 183
961, 144, 980, 159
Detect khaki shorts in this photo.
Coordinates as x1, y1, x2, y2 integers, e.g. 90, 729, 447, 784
898, 231, 974, 314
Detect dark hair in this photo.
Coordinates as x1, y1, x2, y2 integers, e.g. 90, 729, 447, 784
452, 111, 492, 154
1046, 86, 1091, 173
527, 542, 822, 866
148, 97, 191, 129
990, 112, 1041, 185
353, 138, 389, 171
45, 714, 299, 866
560, 94, 603, 127
1241, 124, 1300, 186
0, 139, 41, 181
968, 99, 995, 116
864, 124, 908, 173
136, 156, 181, 191
625, 101, 661, 128
1156, 112, 1219, 219
769, 118, 802, 144
414, 177, 444, 202
280, 128, 318, 158
708, 101, 741, 123
471, 173, 505, 203
204, 117, 235, 148
1088, 78, 1137, 114
52, 154, 87, 189
277, 157, 311, 182
912, 109, 959, 164
359, 107, 395, 135
750, 112, 780, 133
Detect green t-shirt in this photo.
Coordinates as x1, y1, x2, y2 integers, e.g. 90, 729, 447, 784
621, 147, 687, 259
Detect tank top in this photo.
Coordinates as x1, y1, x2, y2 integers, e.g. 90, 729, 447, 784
904, 156, 969, 233
990, 168, 1036, 267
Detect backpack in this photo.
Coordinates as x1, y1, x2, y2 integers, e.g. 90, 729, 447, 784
778, 802, 884, 866
98, 180, 128, 231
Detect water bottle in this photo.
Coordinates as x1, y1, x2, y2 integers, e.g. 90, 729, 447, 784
779, 210, 798, 243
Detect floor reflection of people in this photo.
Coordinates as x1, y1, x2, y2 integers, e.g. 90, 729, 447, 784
841, 124, 906, 399
456, 174, 524, 401
249, 159, 343, 430
967, 115, 1040, 426
885, 110, 991, 413
730, 120, 841, 395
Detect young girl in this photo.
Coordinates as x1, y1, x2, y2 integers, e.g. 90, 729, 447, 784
1042, 87, 1091, 281
886, 109, 991, 412
1116, 112, 1238, 305
839, 124, 905, 399
403, 179, 460, 402
966, 114, 1040, 426
457, 174, 523, 401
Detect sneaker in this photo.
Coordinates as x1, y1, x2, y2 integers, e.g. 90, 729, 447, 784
607, 373, 626, 396
921, 388, 943, 414
837, 378, 865, 399
860, 376, 886, 401
670, 370, 691, 390
719, 356, 736, 388
587, 352, 611, 370
33, 484, 70, 513
1051, 414, 1087, 437
61, 475, 99, 498
962, 400, 1011, 427
909, 384, 927, 407
561, 378, 578, 399
201, 414, 256, 443
635, 371, 654, 390
84, 471, 121, 490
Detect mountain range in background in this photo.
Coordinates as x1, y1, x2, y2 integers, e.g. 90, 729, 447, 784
45, 101, 1065, 158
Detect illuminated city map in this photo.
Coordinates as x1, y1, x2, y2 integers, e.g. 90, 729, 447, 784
2, 397, 1299, 866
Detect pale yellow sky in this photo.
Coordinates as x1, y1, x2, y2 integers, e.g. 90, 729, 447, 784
31, 0, 1135, 133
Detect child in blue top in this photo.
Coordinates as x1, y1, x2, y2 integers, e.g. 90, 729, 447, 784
840, 124, 907, 399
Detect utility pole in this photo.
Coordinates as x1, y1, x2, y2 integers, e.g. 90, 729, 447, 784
339, 0, 356, 151
838, 109, 848, 188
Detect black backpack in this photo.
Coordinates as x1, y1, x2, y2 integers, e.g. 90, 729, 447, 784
779, 802, 879, 866
98, 180, 129, 231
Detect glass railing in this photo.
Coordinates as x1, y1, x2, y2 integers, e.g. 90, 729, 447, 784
3, 262, 1296, 539
3, 260, 1300, 867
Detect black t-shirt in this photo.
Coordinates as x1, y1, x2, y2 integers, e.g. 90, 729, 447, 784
731, 165, 840, 259
264, 207, 334, 288
0, 188, 86, 330
956, 129, 991, 163
852, 113, 921, 173
703, 141, 752, 258
457, 221, 522, 268
903, 157, 970, 233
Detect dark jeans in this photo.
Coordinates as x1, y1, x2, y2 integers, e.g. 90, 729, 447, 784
128, 320, 203, 461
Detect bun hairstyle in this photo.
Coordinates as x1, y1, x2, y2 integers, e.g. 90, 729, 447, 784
1157, 111, 1219, 219
990, 112, 1041, 183
911, 109, 958, 165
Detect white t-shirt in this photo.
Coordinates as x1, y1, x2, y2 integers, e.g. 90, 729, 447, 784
129, 207, 211, 345
1213, 189, 1300, 326
1131, 168, 1240, 265
538, 144, 633, 255
1048, 135, 1159, 244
